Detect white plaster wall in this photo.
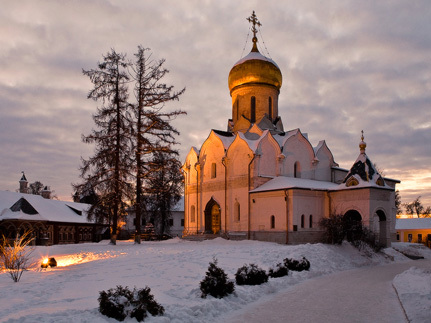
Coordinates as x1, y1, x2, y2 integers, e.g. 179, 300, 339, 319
282, 135, 314, 179
290, 190, 326, 230
256, 136, 278, 177
314, 146, 332, 181
250, 191, 287, 232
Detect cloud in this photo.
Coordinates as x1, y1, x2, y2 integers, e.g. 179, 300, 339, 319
0, 0, 430, 206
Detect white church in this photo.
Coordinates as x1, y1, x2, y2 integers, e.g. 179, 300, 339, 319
182, 12, 399, 246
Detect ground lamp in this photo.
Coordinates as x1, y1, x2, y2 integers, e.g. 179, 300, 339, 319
41, 257, 57, 268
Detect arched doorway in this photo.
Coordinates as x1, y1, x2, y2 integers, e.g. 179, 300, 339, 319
376, 210, 387, 246
344, 210, 362, 242
204, 198, 221, 234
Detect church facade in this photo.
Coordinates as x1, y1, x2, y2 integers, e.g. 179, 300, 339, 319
182, 13, 399, 246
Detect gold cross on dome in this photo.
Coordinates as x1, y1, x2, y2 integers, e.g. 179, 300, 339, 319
247, 11, 261, 40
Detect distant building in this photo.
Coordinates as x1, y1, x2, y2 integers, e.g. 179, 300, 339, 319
182, 12, 399, 246
0, 175, 106, 245
125, 197, 184, 237
396, 218, 431, 247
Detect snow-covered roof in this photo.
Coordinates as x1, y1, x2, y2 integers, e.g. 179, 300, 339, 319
250, 173, 396, 193
237, 130, 267, 152
396, 218, 431, 230
212, 130, 235, 150
0, 190, 92, 224
172, 196, 184, 212
342, 152, 391, 189
233, 50, 280, 69
273, 129, 299, 148
250, 176, 339, 193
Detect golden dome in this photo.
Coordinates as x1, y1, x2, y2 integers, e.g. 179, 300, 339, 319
228, 47, 282, 94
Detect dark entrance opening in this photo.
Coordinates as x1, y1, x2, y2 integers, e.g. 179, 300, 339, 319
344, 210, 362, 242
204, 198, 221, 234
376, 210, 387, 246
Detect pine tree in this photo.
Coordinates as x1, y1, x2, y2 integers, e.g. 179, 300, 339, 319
142, 150, 183, 235
129, 46, 185, 243
77, 49, 133, 245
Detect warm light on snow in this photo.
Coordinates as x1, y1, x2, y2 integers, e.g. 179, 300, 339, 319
41, 252, 121, 268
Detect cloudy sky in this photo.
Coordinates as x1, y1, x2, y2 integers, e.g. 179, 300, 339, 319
1, 0, 430, 207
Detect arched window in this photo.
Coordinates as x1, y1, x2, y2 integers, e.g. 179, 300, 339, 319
211, 163, 216, 178
309, 214, 313, 228
251, 96, 256, 123
269, 97, 273, 120
234, 201, 240, 222
301, 214, 305, 228
270, 215, 275, 229
294, 162, 301, 178
191, 205, 196, 223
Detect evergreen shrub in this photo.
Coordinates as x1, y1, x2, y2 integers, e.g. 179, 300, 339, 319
98, 285, 164, 322
283, 257, 310, 272
268, 262, 289, 278
200, 258, 235, 298
235, 263, 268, 285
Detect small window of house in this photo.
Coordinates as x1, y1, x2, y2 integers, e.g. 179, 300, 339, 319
309, 214, 313, 228
396, 233, 400, 241
408, 234, 412, 242
418, 234, 422, 243
211, 163, 217, 178
169, 219, 174, 226
181, 219, 184, 227
301, 214, 305, 228
270, 215, 275, 229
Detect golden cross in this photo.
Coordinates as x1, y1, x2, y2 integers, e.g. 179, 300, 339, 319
247, 11, 261, 40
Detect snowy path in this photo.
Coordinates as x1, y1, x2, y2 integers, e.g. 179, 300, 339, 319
226, 259, 431, 323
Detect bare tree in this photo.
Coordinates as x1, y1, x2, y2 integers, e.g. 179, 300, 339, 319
29, 181, 44, 195
403, 196, 431, 218
395, 190, 402, 215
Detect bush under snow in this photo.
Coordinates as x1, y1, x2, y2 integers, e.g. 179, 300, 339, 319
98, 285, 164, 321
235, 263, 268, 285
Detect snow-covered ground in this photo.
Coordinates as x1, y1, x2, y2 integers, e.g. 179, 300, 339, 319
0, 238, 430, 322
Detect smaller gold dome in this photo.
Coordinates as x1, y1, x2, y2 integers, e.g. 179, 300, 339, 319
228, 49, 282, 94
359, 130, 367, 153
